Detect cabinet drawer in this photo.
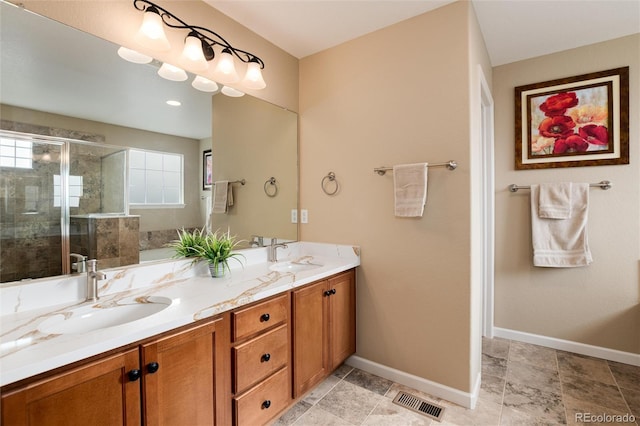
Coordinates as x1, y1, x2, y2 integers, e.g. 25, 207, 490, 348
233, 324, 288, 393
232, 294, 288, 342
234, 367, 290, 426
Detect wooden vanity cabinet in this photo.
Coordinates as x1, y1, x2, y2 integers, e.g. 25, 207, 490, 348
140, 319, 220, 426
1, 349, 142, 426
292, 269, 356, 398
230, 293, 292, 426
1, 318, 223, 426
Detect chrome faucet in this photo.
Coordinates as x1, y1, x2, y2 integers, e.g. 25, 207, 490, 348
86, 259, 106, 303
267, 240, 288, 262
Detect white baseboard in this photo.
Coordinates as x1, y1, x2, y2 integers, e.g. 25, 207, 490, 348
345, 355, 479, 409
493, 327, 640, 366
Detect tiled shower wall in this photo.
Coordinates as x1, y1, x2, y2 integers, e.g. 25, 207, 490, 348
70, 216, 140, 269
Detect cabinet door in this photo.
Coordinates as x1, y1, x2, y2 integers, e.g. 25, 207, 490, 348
141, 319, 218, 426
1, 349, 141, 426
328, 270, 356, 369
292, 279, 329, 398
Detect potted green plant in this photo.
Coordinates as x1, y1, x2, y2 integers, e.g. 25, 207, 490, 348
168, 228, 206, 259
169, 228, 244, 278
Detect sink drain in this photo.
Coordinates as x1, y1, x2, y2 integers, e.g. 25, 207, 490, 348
392, 391, 445, 422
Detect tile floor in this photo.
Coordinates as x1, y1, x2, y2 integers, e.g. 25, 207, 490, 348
273, 337, 639, 425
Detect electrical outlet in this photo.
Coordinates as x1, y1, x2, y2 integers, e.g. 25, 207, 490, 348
291, 209, 298, 223
301, 209, 308, 224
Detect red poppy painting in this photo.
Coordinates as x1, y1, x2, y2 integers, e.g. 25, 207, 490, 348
515, 67, 629, 169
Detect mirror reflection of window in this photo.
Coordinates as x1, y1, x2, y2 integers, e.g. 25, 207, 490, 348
53, 175, 83, 208
129, 149, 184, 206
0, 138, 32, 168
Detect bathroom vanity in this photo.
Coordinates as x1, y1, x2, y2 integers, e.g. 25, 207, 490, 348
0, 242, 359, 425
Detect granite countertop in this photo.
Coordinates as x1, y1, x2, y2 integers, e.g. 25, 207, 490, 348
0, 242, 360, 387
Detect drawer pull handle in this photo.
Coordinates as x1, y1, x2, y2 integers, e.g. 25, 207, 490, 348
260, 313, 270, 322
262, 400, 271, 409
324, 290, 332, 297
127, 369, 141, 382
331, 288, 337, 295
261, 353, 271, 362
146, 362, 160, 374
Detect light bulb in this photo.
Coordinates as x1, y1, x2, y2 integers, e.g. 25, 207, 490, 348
117, 46, 152, 64
192, 76, 219, 92
242, 60, 266, 90
212, 48, 239, 84
134, 7, 170, 51
157, 63, 188, 82
180, 32, 208, 72
221, 86, 244, 97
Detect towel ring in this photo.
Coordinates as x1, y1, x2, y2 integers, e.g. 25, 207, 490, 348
321, 172, 339, 196
264, 177, 278, 197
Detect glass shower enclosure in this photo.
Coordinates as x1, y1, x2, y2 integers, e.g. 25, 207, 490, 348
0, 131, 133, 283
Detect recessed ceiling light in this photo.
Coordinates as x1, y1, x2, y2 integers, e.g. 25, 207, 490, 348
166, 100, 181, 106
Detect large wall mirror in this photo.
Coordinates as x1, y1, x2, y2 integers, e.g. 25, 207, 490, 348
0, 1, 298, 284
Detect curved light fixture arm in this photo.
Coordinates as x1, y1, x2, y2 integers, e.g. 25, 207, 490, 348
132, 0, 265, 68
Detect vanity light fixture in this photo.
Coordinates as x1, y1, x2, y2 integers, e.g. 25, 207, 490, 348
134, 3, 170, 51
131, 0, 266, 89
157, 62, 188, 81
242, 57, 267, 90
180, 31, 209, 72
212, 48, 239, 84
192, 75, 219, 93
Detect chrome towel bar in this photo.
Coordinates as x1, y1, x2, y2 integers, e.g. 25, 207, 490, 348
508, 180, 612, 192
374, 160, 457, 176
214, 179, 246, 186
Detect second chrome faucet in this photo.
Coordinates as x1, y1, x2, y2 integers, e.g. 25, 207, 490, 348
86, 259, 106, 303
267, 241, 288, 262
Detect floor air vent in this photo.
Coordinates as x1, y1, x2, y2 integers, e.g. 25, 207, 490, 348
392, 391, 445, 422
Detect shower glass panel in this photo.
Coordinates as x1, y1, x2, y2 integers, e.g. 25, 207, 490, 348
0, 137, 64, 282
67, 143, 136, 270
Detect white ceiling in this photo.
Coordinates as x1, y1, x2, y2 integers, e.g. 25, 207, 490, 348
206, 0, 640, 65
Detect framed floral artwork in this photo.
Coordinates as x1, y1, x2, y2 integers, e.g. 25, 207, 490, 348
515, 67, 629, 169
203, 150, 212, 190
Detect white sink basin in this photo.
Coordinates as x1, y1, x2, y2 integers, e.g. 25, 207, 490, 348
38, 296, 172, 335
270, 261, 322, 273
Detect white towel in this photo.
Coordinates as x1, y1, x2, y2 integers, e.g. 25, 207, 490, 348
212, 181, 229, 214
538, 182, 572, 219
393, 163, 428, 217
530, 183, 592, 267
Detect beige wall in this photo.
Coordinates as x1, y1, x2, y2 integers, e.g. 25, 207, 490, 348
1, 104, 203, 232
300, 1, 488, 393
493, 34, 640, 354
20, 0, 299, 113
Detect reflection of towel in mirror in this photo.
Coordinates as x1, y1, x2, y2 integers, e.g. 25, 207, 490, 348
394, 163, 428, 217
227, 184, 234, 208
530, 183, 592, 267
204, 196, 212, 232
212, 181, 229, 214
